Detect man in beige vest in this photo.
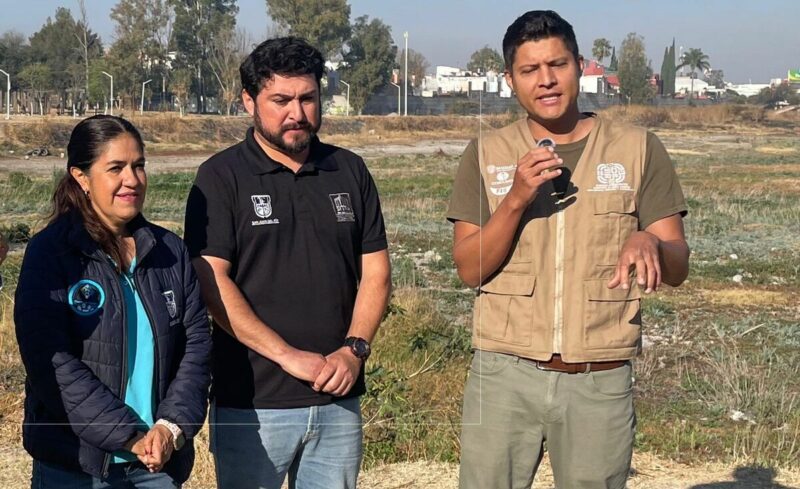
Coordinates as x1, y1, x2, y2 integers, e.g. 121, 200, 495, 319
447, 10, 690, 489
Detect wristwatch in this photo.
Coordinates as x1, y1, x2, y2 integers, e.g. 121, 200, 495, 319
344, 336, 371, 361
155, 419, 185, 451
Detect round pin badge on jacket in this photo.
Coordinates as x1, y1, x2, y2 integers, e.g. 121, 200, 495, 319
68, 279, 106, 316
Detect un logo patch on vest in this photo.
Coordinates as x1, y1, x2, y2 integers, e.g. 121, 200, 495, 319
486, 164, 517, 196
589, 163, 632, 192
68, 279, 106, 316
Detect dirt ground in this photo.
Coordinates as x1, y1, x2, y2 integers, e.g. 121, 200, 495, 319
0, 139, 470, 175
1, 444, 797, 489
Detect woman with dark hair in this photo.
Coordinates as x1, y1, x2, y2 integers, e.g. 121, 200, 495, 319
14, 115, 211, 488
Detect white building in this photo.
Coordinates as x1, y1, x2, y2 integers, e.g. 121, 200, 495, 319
675, 76, 710, 96
422, 66, 513, 97
726, 83, 770, 97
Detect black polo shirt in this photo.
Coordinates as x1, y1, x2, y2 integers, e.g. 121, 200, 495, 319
184, 127, 387, 409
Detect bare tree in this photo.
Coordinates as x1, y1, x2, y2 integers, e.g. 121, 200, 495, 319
76, 0, 90, 109
208, 27, 249, 115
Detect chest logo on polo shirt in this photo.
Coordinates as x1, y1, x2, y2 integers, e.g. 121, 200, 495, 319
329, 193, 356, 222
486, 164, 517, 196
589, 163, 632, 192
251, 194, 280, 226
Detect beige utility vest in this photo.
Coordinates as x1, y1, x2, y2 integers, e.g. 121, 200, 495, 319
474, 115, 646, 362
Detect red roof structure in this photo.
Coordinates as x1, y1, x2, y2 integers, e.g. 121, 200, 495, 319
583, 60, 606, 76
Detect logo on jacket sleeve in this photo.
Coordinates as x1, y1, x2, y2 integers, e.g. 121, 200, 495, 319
68, 279, 105, 316
329, 193, 355, 222
163, 290, 177, 319
251, 194, 280, 226
589, 163, 632, 192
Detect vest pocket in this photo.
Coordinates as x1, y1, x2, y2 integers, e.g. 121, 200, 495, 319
590, 192, 638, 266
582, 279, 642, 350
473, 274, 536, 346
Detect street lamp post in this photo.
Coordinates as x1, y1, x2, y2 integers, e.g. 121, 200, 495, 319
339, 80, 350, 117
403, 31, 409, 116
141, 79, 152, 115
390, 82, 401, 114
101, 71, 114, 115
0, 69, 10, 120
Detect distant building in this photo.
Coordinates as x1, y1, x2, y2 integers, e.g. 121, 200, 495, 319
579, 61, 617, 95
421, 66, 513, 98
725, 83, 770, 97
675, 76, 709, 96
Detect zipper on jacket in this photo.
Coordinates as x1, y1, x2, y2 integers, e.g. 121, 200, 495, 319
552, 205, 566, 354
134, 269, 161, 405
103, 257, 128, 478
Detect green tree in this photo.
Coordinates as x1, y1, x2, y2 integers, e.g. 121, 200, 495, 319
265, 0, 350, 60
756, 83, 800, 107
608, 46, 618, 72
28, 7, 100, 112
396, 48, 428, 88
617, 33, 654, 104
19, 63, 53, 115
467, 45, 504, 73
0, 31, 31, 89
677, 47, 710, 99
171, 0, 238, 113
665, 39, 676, 96
703, 69, 725, 89
109, 0, 174, 111
592, 38, 612, 64
659, 41, 677, 97
339, 15, 396, 114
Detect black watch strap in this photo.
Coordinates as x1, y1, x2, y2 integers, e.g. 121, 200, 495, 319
344, 336, 371, 361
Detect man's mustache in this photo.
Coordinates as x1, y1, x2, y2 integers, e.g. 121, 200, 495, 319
282, 123, 311, 131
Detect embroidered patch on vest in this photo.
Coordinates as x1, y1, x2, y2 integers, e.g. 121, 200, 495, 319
329, 193, 356, 222
588, 163, 632, 192
486, 164, 517, 196
163, 290, 177, 319
68, 279, 105, 316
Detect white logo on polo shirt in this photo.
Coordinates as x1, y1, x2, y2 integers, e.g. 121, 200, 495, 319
329, 193, 355, 222
251, 194, 280, 226
589, 163, 632, 192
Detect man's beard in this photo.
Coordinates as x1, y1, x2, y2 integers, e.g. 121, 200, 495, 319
254, 107, 319, 155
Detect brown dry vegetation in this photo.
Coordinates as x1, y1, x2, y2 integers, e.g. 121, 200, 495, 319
1, 105, 798, 155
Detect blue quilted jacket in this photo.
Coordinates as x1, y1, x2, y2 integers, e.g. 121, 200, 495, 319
14, 213, 211, 482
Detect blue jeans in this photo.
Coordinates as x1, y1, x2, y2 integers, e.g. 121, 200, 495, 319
211, 396, 363, 489
31, 460, 179, 489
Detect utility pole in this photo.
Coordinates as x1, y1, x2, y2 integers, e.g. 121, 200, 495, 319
340, 80, 350, 116
0, 69, 10, 120
102, 71, 114, 115
403, 31, 409, 116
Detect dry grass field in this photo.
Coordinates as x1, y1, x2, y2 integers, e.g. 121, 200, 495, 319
1, 105, 799, 488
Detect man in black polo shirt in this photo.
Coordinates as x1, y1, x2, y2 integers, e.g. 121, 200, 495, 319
184, 37, 391, 489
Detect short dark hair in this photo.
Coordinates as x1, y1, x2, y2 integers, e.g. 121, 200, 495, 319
502, 10, 580, 71
240, 36, 326, 99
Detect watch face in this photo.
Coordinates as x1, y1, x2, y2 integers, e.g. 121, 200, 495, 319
354, 340, 370, 357
347, 337, 371, 359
